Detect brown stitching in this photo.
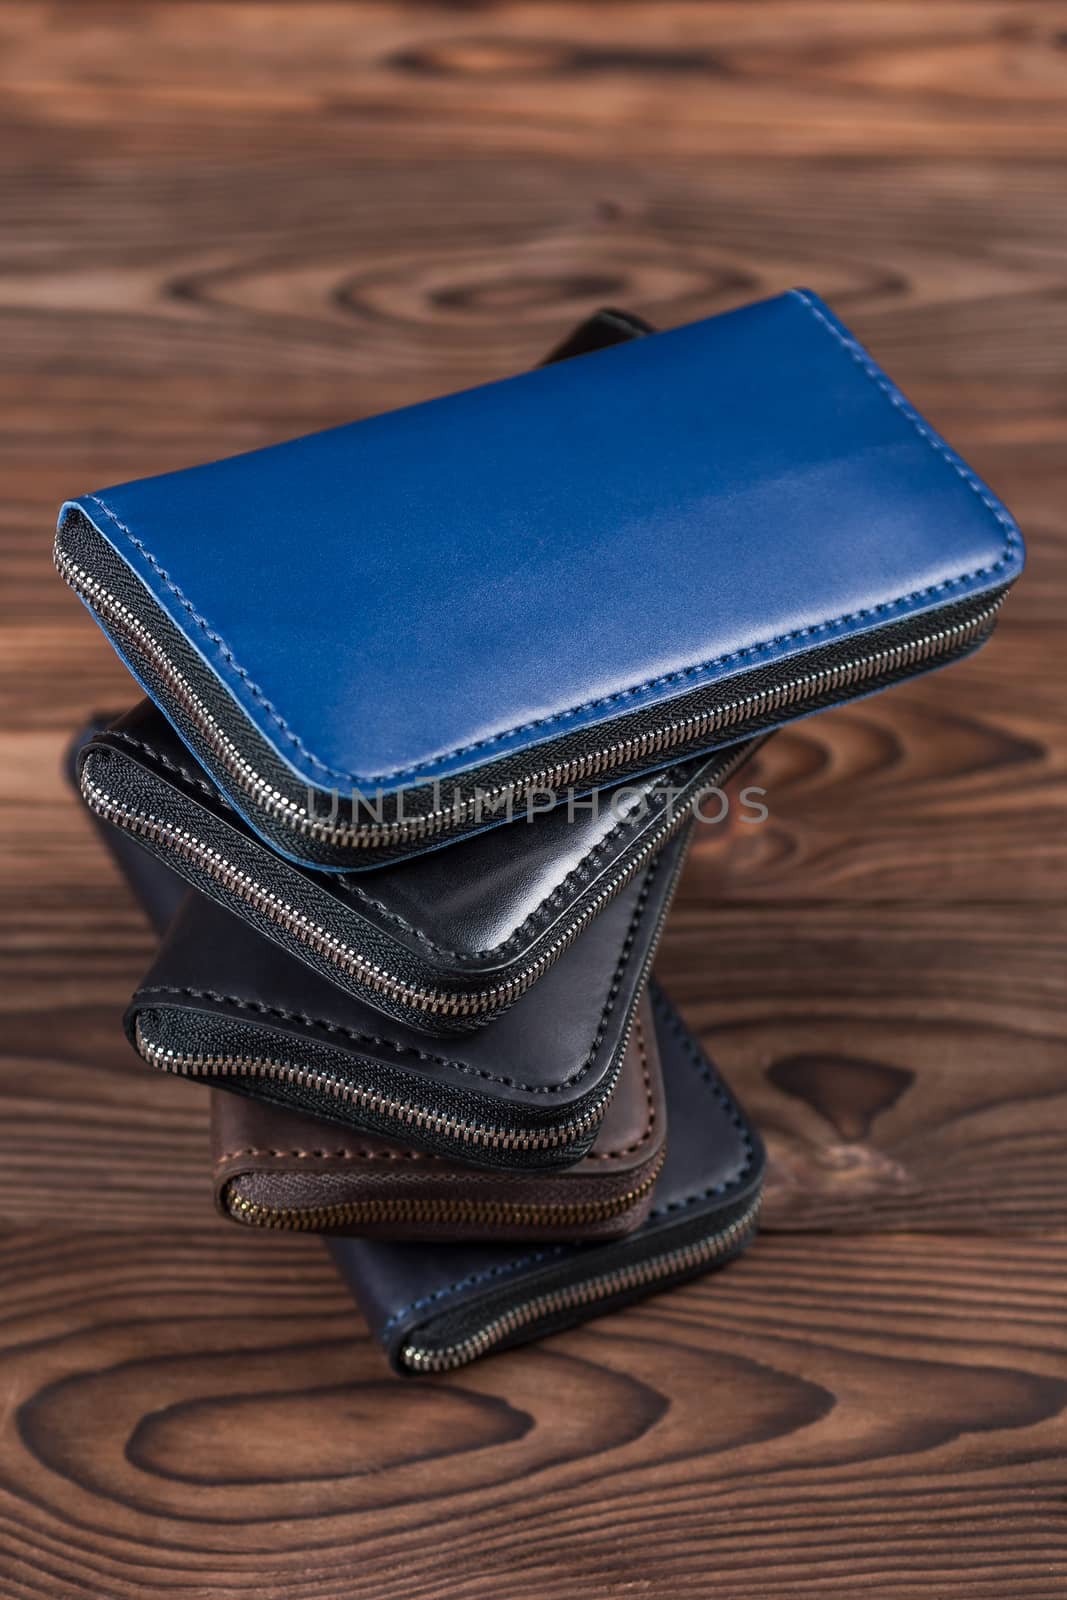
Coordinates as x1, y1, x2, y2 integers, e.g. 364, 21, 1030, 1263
215, 1145, 435, 1166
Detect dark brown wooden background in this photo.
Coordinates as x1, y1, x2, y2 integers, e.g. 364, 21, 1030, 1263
1, 4, 1065, 1596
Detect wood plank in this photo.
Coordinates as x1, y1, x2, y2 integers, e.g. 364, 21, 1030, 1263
1, 4, 1065, 1594
3, 2, 1067, 166
658, 900, 1067, 1229
684, 619, 1067, 904
0, 1226, 1064, 1599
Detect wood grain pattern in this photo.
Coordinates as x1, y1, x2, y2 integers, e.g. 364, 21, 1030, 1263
1, 1228, 1066, 1599
1, 2, 1065, 1596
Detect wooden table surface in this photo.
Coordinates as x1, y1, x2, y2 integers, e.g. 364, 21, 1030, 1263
2, 4, 1065, 1596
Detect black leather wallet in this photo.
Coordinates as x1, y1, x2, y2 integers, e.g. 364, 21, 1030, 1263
80, 700, 758, 1033
330, 984, 764, 1374
125, 826, 690, 1169
67, 719, 669, 1241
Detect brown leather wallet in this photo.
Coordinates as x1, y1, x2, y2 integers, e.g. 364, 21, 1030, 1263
211, 993, 665, 1243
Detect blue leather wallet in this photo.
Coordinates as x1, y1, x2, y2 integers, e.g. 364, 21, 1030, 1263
56, 289, 1024, 869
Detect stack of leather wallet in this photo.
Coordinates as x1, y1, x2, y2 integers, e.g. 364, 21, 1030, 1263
58, 293, 1023, 1374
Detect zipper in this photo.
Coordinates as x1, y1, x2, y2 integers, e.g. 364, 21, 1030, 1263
135, 1019, 622, 1156
80, 741, 750, 1022
133, 836, 685, 1164
223, 1148, 667, 1233
56, 544, 1002, 852
399, 1192, 763, 1373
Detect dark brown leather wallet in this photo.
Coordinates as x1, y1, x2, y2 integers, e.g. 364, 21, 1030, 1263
210, 992, 665, 1242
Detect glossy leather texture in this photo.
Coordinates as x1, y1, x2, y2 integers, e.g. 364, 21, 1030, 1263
81, 699, 760, 1032
57, 289, 1023, 867
125, 826, 689, 1170
210, 993, 665, 1243
330, 984, 765, 1374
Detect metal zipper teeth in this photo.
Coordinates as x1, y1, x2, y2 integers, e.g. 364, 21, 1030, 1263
56, 548, 332, 837
223, 1150, 668, 1234
130, 790, 680, 1159
80, 741, 748, 1021
56, 546, 1002, 851
399, 1193, 763, 1373
134, 1020, 619, 1156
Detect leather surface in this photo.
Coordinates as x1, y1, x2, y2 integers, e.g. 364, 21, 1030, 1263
60, 289, 1023, 803
541, 306, 653, 362
126, 826, 689, 1164
64, 713, 187, 934
330, 984, 765, 1372
209, 993, 665, 1242
83, 699, 758, 1021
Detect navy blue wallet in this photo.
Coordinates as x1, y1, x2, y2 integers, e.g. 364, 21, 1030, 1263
56, 289, 1023, 869
330, 984, 764, 1374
